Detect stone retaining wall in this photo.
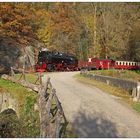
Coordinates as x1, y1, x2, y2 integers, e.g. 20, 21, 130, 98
81, 70, 140, 102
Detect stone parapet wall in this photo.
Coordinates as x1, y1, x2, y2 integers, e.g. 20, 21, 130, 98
87, 74, 137, 91
80, 70, 140, 102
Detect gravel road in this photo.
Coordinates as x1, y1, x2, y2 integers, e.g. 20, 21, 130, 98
42, 72, 140, 138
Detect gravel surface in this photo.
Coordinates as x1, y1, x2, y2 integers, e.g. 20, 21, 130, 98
42, 72, 140, 138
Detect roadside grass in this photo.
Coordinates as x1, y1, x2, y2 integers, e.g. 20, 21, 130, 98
89, 69, 140, 82
15, 73, 40, 84
132, 103, 140, 113
0, 73, 76, 138
0, 78, 40, 137
135, 70, 140, 75
74, 73, 140, 113
15, 72, 50, 84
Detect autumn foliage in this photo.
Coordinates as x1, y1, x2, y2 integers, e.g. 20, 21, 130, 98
0, 2, 140, 61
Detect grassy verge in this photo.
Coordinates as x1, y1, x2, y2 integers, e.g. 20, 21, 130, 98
132, 102, 140, 113
0, 73, 76, 137
0, 78, 40, 137
74, 73, 140, 113
15, 72, 50, 84
89, 69, 140, 82
15, 73, 40, 84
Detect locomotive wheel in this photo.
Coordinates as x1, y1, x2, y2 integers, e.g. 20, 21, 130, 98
99, 66, 102, 70
47, 64, 55, 72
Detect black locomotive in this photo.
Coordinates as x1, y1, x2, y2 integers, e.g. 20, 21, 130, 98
36, 51, 78, 72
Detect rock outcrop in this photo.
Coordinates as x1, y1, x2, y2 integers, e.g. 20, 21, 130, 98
0, 37, 44, 74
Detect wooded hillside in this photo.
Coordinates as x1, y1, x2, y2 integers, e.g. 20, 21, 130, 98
0, 2, 140, 61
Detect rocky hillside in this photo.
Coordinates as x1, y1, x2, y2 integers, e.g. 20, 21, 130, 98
0, 37, 44, 74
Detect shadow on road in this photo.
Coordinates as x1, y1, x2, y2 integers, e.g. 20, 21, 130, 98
72, 111, 119, 138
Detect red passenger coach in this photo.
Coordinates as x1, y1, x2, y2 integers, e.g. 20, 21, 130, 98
78, 58, 115, 70
91, 58, 115, 70
78, 58, 140, 70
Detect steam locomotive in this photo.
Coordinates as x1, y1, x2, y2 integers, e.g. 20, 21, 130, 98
35, 50, 140, 72
35, 51, 78, 72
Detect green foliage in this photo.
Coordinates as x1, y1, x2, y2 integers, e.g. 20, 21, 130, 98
21, 96, 40, 137
132, 103, 140, 113
0, 78, 40, 137
23, 96, 36, 114
135, 70, 140, 75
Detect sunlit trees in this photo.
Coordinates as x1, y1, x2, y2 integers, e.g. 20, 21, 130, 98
0, 2, 140, 61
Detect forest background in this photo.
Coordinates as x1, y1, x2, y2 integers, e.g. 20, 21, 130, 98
0, 2, 140, 61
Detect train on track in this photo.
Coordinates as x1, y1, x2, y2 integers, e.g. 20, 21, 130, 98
35, 51, 79, 72
35, 50, 140, 72
79, 58, 140, 70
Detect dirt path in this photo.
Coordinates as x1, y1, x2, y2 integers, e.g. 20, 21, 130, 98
42, 72, 140, 138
